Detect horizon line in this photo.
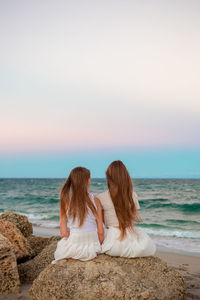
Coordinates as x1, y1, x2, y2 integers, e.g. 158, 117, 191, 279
0, 177, 199, 180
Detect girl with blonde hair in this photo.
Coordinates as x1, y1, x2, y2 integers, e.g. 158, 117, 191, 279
52, 167, 104, 263
97, 160, 156, 258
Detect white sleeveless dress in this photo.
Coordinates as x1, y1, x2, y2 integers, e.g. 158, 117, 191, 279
97, 190, 156, 258
52, 193, 101, 263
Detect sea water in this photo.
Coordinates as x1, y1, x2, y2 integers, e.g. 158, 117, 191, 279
0, 178, 199, 255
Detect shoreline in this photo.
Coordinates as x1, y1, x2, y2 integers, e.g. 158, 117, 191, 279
32, 225, 200, 257
33, 223, 200, 275
156, 246, 200, 258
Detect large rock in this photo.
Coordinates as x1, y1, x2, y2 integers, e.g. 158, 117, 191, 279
0, 211, 33, 237
0, 219, 33, 262
18, 240, 58, 283
27, 235, 61, 257
30, 255, 185, 300
0, 234, 20, 294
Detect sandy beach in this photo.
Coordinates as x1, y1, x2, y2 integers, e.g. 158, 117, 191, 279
0, 225, 199, 300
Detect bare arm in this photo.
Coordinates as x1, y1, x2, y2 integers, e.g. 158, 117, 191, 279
94, 197, 104, 244
59, 202, 70, 238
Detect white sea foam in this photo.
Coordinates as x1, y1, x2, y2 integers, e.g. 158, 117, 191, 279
31, 220, 59, 228
152, 235, 200, 254
0, 211, 46, 220
140, 227, 200, 239
17, 212, 46, 220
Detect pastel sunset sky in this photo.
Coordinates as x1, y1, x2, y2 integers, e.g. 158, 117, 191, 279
0, 0, 200, 178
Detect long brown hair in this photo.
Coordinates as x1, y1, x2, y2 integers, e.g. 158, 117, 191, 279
60, 167, 97, 227
106, 160, 140, 239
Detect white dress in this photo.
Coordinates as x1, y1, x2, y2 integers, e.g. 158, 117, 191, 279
52, 193, 101, 263
97, 190, 156, 258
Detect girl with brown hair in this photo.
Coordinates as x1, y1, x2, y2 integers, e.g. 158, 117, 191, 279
52, 167, 104, 263
97, 160, 156, 258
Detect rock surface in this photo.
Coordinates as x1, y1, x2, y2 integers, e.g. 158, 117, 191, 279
0, 211, 33, 237
0, 219, 33, 262
18, 240, 58, 283
0, 234, 20, 294
27, 235, 61, 257
30, 254, 186, 300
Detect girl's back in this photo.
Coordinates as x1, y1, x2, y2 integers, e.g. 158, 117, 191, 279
67, 193, 97, 233
97, 160, 156, 258
98, 190, 140, 228
52, 167, 104, 263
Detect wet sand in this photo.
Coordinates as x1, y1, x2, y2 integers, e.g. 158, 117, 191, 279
156, 251, 200, 299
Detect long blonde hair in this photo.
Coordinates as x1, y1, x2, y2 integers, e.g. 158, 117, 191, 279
106, 160, 140, 239
60, 167, 97, 227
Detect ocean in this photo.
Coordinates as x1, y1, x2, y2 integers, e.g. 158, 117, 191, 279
0, 178, 199, 256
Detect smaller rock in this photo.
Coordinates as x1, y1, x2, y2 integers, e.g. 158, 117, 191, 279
0, 211, 33, 237
18, 240, 58, 283
27, 235, 61, 257
0, 234, 20, 294
0, 219, 33, 262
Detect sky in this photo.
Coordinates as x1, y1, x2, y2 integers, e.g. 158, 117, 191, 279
0, 0, 200, 178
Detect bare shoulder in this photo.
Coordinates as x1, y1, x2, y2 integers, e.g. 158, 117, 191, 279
97, 190, 109, 199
